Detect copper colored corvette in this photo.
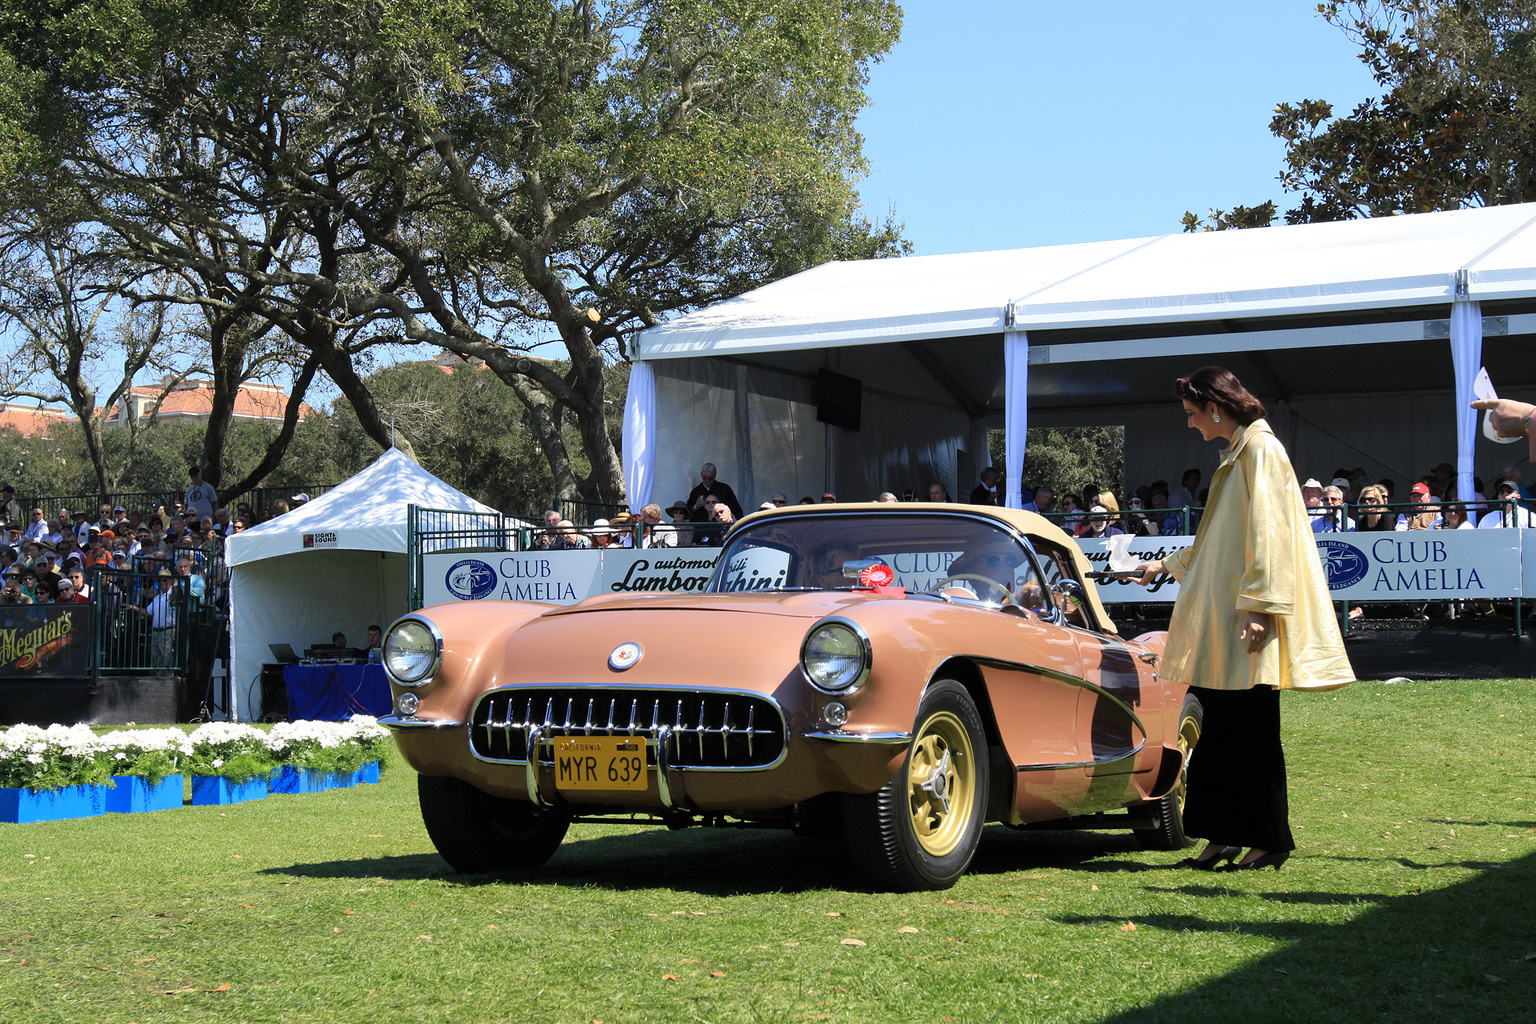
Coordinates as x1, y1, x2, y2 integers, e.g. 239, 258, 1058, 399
380, 503, 1199, 891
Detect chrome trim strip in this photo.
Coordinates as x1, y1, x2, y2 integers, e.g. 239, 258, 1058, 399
971, 655, 1149, 770
800, 616, 873, 695
378, 715, 463, 731
381, 614, 444, 688
802, 730, 914, 744
655, 724, 676, 809
524, 723, 550, 808
465, 684, 790, 773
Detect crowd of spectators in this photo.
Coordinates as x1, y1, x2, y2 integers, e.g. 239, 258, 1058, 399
0, 466, 318, 671
529, 456, 1536, 551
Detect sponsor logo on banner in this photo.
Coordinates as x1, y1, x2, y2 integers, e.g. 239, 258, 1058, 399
717, 548, 791, 592
444, 558, 498, 601
302, 532, 338, 549
1317, 539, 1370, 589
1076, 537, 1194, 603
607, 554, 718, 594
0, 605, 88, 678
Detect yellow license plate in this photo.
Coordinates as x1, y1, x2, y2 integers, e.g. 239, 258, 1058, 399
553, 736, 648, 791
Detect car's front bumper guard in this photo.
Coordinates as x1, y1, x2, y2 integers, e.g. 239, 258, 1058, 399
383, 716, 913, 812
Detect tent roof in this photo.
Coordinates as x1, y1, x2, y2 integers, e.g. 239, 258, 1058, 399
224, 448, 496, 566
635, 203, 1536, 360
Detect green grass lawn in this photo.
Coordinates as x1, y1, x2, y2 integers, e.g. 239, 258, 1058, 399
3, 678, 1534, 1024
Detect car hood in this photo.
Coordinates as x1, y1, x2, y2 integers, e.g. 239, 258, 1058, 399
481, 590, 907, 695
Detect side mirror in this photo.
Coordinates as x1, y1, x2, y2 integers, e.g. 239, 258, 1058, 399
1052, 579, 1085, 603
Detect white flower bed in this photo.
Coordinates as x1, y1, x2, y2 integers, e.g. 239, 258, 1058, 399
0, 717, 390, 793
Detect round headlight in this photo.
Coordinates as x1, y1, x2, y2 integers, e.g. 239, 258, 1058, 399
383, 618, 441, 686
800, 619, 871, 694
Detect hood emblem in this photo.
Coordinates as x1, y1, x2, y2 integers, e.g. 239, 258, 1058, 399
608, 642, 643, 671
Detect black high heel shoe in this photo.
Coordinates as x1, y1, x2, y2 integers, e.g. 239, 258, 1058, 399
1174, 845, 1240, 870
1226, 850, 1290, 871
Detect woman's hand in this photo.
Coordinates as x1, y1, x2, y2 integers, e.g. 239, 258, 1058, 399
1134, 560, 1165, 586
1241, 611, 1272, 652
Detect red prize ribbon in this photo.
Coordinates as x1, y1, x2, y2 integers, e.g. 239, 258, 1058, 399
858, 563, 895, 587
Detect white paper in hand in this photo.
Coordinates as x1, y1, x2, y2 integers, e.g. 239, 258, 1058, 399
1106, 532, 1137, 572
1476, 367, 1521, 444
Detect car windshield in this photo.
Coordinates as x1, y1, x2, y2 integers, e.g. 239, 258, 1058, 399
710, 512, 1042, 601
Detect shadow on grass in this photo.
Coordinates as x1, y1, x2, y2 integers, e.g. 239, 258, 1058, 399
1072, 849, 1536, 1020
261, 822, 1163, 894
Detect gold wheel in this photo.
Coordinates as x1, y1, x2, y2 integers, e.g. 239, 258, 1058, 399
1173, 708, 1201, 814
906, 709, 977, 858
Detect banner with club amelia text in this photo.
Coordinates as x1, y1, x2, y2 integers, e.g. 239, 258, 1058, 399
418, 530, 1536, 609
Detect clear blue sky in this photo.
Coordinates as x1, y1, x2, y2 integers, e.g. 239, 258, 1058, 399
854, 1, 1382, 255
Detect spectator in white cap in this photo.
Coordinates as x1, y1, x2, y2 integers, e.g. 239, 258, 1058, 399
1329, 476, 1352, 502
291, 492, 310, 506
1301, 478, 1329, 533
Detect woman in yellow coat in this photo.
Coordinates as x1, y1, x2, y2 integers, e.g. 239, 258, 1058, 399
1137, 367, 1353, 871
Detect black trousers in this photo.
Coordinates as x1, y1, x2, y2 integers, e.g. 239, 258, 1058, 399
1182, 685, 1294, 852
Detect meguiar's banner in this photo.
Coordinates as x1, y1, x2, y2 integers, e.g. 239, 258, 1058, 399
0, 604, 90, 678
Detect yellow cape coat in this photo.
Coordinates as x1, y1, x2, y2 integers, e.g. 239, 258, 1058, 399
1160, 419, 1354, 692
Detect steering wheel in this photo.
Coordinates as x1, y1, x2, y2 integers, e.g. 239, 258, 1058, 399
932, 574, 1011, 603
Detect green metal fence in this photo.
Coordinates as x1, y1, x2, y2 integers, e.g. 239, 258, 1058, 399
89, 557, 226, 676
406, 507, 534, 610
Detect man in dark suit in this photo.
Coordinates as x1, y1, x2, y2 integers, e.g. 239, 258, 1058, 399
687, 463, 743, 521
968, 467, 1001, 505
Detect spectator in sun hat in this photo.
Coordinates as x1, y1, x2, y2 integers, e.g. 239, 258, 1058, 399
291, 492, 310, 507
588, 519, 619, 549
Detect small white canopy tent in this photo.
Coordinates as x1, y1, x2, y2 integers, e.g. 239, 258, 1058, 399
223, 448, 496, 721
624, 203, 1536, 512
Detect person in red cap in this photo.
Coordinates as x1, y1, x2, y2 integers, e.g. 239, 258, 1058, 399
1395, 482, 1441, 530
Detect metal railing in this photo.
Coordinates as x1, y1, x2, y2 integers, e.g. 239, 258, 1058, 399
23, 483, 337, 521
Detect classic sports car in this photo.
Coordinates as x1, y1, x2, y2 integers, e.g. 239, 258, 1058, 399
380, 504, 1201, 891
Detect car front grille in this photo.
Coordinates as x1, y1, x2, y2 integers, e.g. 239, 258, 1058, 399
469, 687, 787, 770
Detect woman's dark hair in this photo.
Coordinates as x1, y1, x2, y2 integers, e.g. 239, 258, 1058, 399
1174, 366, 1267, 425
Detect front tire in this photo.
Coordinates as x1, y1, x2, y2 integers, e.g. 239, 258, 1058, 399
1135, 692, 1203, 851
843, 679, 990, 891
418, 775, 570, 873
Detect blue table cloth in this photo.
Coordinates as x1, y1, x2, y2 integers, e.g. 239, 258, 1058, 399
283, 664, 392, 721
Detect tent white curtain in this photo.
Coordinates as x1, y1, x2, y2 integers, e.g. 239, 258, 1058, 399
623, 359, 657, 511
1450, 300, 1483, 506
1003, 329, 1028, 508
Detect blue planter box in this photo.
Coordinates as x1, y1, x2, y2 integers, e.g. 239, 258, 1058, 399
190, 776, 269, 806
106, 776, 184, 814
358, 761, 381, 785
320, 770, 354, 790
0, 784, 108, 823
270, 766, 327, 795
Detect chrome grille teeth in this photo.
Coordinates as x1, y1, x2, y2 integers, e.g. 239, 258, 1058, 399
469, 688, 785, 769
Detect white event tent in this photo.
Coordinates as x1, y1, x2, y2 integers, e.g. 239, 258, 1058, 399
223, 448, 496, 721
622, 203, 1536, 511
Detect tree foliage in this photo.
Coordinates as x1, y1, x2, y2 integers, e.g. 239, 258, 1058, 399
1186, 1, 1536, 229
1, 0, 905, 505
990, 426, 1124, 504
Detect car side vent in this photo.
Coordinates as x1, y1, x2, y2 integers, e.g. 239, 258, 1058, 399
469, 687, 787, 770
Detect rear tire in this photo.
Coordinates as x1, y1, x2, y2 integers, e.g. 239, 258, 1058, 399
418, 774, 570, 873
843, 679, 990, 891
1135, 692, 1203, 851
